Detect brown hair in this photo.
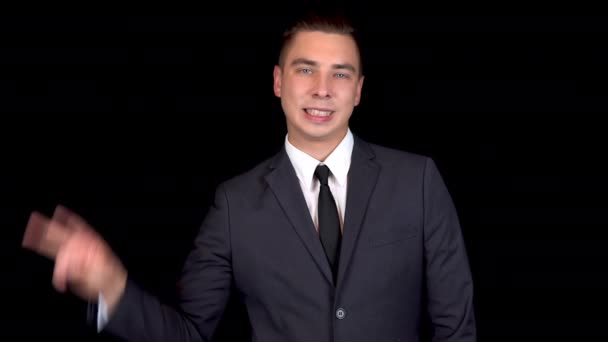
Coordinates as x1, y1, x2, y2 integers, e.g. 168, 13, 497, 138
277, 9, 363, 76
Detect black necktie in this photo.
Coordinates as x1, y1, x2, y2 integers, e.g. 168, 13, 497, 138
314, 164, 341, 283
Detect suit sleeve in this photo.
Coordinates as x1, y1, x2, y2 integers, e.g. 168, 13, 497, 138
99, 183, 234, 342
422, 158, 477, 341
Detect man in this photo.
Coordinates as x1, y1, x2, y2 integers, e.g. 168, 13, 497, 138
22, 10, 476, 341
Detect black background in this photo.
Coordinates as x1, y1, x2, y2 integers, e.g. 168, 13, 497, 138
2, 2, 607, 340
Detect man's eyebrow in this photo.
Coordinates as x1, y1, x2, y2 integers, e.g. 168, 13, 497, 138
290, 58, 317, 67
332, 63, 356, 73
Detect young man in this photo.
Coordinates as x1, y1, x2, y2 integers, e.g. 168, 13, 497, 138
23, 11, 476, 342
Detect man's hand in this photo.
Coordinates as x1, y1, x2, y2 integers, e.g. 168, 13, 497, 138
22, 205, 127, 315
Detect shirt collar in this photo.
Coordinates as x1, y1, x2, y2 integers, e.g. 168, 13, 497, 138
284, 129, 353, 190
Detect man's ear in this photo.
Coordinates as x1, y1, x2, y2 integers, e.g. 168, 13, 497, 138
354, 75, 364, 106
273, 65, 282, 97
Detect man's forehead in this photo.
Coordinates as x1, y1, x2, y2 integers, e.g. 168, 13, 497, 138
284, 31, 361, 70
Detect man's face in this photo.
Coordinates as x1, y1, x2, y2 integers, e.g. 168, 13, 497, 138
273, 31, 364, 149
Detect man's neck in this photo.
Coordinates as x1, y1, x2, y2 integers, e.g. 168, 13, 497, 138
287, 132, 347, 162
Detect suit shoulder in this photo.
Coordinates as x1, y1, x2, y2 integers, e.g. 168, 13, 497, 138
362, 140, 450, 194
215, 151, 276, 193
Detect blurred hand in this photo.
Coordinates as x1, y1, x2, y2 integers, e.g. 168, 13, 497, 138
22, 205, 127, 314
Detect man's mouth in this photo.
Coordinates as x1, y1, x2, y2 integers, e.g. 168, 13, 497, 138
304, 108, 334, 117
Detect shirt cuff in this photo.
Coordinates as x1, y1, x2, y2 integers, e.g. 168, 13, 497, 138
97, 292, 109, 332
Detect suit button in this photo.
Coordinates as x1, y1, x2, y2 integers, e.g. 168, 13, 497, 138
336, 308, 346, 319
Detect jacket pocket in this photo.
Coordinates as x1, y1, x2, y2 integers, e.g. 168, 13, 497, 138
369, 224, 418, 247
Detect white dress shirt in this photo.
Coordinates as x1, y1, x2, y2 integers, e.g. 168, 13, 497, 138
284, 129, 353, 231
97, 129, 354, 331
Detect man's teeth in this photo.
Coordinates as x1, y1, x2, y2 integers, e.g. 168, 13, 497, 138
306, 109, 332, 116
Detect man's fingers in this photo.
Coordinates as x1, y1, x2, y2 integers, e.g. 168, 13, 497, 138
52, 230, 103, 296
54, 204, 93, 234
52, 204, 73, 226
52, 241, 71, 292
22, 211, 48, 252
22, 211, 72, 259
52, 230, 90, 292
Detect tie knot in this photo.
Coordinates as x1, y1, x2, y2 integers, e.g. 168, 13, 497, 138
314, 164, 331, 186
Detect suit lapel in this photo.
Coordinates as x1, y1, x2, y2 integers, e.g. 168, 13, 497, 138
337, 137, 380, 287
264, 148, 334, 284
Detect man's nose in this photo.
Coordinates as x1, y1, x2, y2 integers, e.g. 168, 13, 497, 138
312, 75, 331, 98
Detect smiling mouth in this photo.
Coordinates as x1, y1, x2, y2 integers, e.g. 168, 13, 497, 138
304, 108, 334, 117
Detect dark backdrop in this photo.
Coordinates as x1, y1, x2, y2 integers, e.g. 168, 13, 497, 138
2, 4, 607, 341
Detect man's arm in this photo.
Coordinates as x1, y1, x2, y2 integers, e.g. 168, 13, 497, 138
23, 184, 234, 342
422, 158, 477, 341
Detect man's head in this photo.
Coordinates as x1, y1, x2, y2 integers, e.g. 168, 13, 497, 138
273, 10, 365, 155
277, 11, 364, 77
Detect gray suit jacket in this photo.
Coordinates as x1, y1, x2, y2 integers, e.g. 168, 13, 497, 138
97, 135, 476, 341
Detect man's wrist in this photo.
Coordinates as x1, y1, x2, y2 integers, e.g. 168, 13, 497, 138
101, 269, 127, 317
